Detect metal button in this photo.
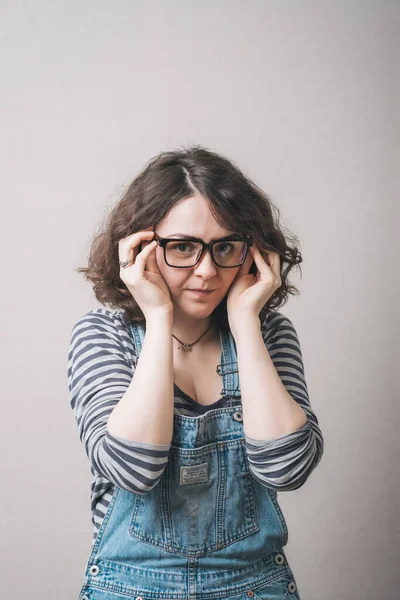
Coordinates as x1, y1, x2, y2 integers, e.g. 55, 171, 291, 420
136, 597, 144, 600
274, 553, 285, 565
247, 591, 254, 597
233, 411, 243, 421
288, 581, 297, 593
89, 565, 99, 575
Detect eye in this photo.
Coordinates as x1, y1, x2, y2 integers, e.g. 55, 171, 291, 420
214, 242, 234, 255
169, 242, 196, 253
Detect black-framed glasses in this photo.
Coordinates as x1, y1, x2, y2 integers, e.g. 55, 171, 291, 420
153, 232, 253, 268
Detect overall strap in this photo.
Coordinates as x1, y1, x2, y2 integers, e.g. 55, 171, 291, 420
128, 320, 145, 355
217, 327, 241, 399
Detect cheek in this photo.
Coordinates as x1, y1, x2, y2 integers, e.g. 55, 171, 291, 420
156, 252, 188, 290
155, 252, 169, 283
222, 270, 240, 290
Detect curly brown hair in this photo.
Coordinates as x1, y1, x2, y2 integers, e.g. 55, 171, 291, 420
76, 144, 303, 330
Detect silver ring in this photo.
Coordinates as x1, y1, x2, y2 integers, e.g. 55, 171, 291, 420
119, 259, 133, 268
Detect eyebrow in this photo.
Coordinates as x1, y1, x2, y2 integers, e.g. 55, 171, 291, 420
165, 232, 241, 241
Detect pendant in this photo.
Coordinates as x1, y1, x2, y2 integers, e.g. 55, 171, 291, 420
179, 343, 192, 351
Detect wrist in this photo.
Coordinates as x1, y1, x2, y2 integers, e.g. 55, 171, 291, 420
229, 313, 260, 339
146, 307, 174, 326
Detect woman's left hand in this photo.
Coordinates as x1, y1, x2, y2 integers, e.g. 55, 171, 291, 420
226, 244, 281, 328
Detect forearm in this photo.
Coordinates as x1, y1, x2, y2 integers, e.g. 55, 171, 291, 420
107, 309, 174, 445
234, 316, 308, 440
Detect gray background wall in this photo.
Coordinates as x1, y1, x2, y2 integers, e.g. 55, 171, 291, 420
0, 1, 398, 599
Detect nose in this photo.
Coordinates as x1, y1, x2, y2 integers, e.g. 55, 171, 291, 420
193, 247, 218, 277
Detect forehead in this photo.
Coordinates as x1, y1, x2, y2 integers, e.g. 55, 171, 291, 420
157, 194, 236, 239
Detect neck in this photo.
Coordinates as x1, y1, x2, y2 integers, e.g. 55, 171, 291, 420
171, 311, 217, 344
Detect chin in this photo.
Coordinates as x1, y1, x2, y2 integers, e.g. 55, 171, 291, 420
176, 298, 215, 316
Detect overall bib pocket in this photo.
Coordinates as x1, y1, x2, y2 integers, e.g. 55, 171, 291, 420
128, 439, 259, 555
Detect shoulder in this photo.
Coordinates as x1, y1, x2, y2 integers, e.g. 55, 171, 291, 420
68, 307, 137, 362
70, 307, 129, 338
260, 310, 301, 346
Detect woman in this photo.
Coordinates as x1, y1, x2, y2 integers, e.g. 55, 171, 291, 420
68, 145, 324, 600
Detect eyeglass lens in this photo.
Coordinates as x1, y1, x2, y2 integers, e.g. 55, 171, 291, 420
165, 240, 248, 267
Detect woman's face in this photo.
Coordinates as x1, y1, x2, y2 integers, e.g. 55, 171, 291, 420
154, 193, 253, 320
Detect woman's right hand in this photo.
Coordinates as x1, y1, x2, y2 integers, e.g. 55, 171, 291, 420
118, 228, 173, 317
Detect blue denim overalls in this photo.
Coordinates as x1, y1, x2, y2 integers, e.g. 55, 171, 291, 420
77, 320, 302, 600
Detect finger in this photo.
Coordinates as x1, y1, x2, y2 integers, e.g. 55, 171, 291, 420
250, 245, 272, 274
118, 230, 155, 264
255, 247, 281, 281
132, 240, 158, 277
265, 250, 280, 275
119, 229, 155, 251
236, 248, 254, 277
141, 238, 161, 273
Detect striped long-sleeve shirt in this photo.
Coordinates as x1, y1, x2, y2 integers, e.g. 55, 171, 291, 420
67, 308, 324, 546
